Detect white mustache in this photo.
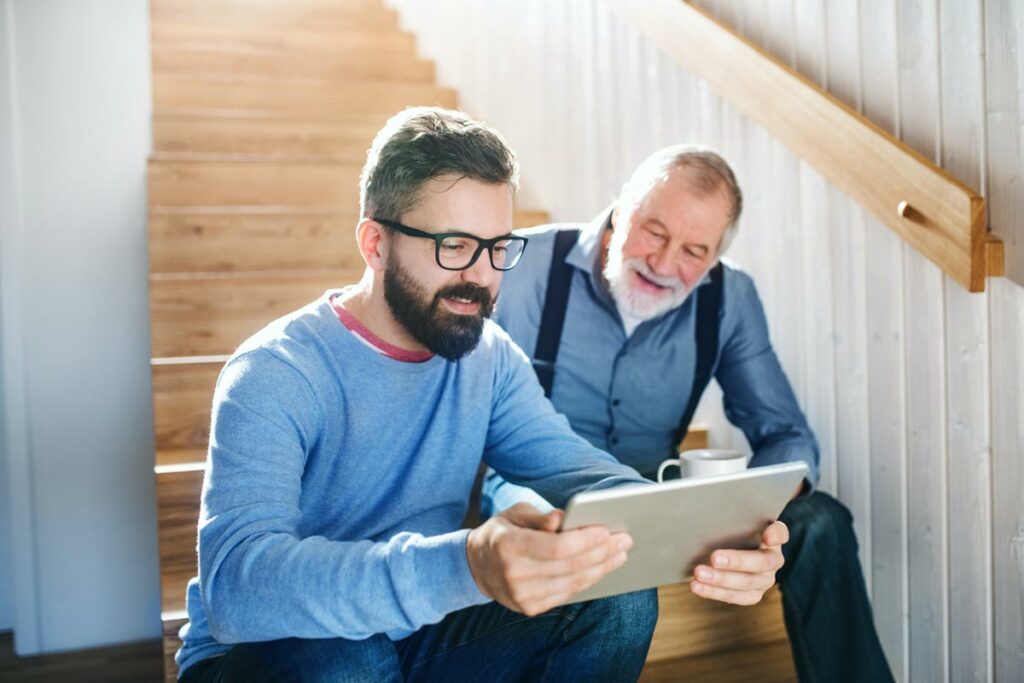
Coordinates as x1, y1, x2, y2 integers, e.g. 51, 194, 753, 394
626, 260, 684, 292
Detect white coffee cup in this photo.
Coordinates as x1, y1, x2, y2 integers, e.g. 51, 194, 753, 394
656, 448, 748, 483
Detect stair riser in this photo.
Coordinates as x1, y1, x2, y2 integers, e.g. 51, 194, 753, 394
148, 159, 362, 208
153, 117, 378, 161
153, 46, 434, 83
150, 273, 356, 357
151, 23, 415, 53
153, 76, 458, 118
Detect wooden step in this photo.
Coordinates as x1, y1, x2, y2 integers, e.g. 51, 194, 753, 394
153, 74, 458, 117
152, 114, 379, 161
152, 0, 400, 32
153, 359, 223, 451
148, 157, 544, 214
148, 209, 552, 273
646, 582, 790, 664
151, 22, 416, 55
148, 158, 361, 209
641, 637, 796, 683
150, 271, 354, 357
152, 43, 435, 83
149, 210, 362, 274
156, 465, 204, 609
162, 611, 187, 683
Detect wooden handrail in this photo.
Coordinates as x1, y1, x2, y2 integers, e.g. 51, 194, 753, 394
608, 0, 1003, 292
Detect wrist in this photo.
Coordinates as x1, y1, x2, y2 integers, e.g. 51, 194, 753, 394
465, 527, 494, 600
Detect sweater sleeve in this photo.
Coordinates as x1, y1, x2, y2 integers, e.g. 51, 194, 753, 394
482, 334, 650, 508
198, 350, 488, 645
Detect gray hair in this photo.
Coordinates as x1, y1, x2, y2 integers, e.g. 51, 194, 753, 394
619, 145, 743, 253
360, 106, 519, 222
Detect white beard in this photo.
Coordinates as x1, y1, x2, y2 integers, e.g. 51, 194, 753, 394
603, 229, 694, 321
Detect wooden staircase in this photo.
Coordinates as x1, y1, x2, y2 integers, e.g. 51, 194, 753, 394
146, 2, 795, 681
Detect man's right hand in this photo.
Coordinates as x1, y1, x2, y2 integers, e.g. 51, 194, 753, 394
465, 502, 632, 616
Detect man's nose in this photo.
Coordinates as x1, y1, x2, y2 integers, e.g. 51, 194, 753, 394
647, 246, 678, 278
460, 251, 500, 288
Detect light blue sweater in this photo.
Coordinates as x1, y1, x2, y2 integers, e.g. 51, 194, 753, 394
175, 291, 649, 677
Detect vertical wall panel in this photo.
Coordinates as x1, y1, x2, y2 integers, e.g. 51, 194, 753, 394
791, 0, 840, 521
938, 2, 994, 681
825, 0, 871, 546
988, 279, 1024, 683
891, 1, 950, 679
984, 1, 1024, 679
858, 3, 911, 672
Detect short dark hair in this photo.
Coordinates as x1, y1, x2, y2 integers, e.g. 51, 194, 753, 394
360, 107, 519, 222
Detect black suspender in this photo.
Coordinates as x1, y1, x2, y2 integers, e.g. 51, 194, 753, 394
532, 230, 725, 453
673, 261, 724, 448
531, 228, 580, 398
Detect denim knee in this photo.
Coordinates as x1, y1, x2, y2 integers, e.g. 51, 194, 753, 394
783, 492, 857, 550
584, 588, 659, 641
212, 634, 401, 683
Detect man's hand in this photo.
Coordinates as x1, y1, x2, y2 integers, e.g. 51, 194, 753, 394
689, 520, 788, 605
466, 503, 632, 616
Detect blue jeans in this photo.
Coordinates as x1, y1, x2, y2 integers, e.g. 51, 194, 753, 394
776, 491, 894, 683
178, 589, 658, 682
482, 474, 894, 683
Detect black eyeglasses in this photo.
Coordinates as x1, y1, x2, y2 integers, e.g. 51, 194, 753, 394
374, 218, 529, 271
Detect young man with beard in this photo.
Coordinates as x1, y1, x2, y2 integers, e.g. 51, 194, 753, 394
174, 107, 697, 682
483, 146, 895, 683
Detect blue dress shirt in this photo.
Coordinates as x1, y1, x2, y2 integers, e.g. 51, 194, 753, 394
491, 209, 820, 491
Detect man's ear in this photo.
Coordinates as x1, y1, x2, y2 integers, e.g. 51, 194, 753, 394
356, 218, 388, 273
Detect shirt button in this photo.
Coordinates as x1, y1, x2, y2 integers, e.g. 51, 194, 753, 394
610, 436, 620, 446
611, 398, 621, 407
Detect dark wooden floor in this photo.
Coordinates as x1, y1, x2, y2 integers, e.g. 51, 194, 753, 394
0, 632, 163, 683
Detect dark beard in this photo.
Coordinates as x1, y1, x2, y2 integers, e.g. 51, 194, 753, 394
383, 255, 495, 361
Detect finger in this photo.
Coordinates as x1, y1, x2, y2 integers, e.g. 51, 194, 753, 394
761, 521, 789, 547
502, 503, 562, 532
690, 579, 765, 606
522, 534, 632, 579
542, 509, 565, 532
518, 551, 629, 605
709, 547, 784, 574
527, 525, 620, 561
692, 564, 775, 592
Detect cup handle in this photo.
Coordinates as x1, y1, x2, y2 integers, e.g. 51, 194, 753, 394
656, 459, 681, 483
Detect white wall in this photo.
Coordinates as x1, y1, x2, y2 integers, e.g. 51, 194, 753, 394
388, 1, 1024, 681
0, 0, 160, 655
0, 0, 23, 637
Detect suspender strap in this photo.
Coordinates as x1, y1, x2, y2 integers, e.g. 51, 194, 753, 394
674, 262, 725, 448
532, 229, 581, 397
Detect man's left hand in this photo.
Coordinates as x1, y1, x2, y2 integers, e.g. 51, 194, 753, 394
689, 520, 788, 605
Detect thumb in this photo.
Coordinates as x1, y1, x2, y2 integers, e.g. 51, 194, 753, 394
503, 503, 563, 532
762, 520, 789, 548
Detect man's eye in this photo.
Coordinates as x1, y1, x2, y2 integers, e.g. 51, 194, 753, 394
441, 241, 469, 252
645, 227, 666, 242
685, 248, 703, 259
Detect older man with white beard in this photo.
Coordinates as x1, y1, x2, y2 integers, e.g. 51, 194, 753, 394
483, 145, 895, 683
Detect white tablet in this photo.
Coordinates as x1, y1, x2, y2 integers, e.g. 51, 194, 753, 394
558, 461, 809, 604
